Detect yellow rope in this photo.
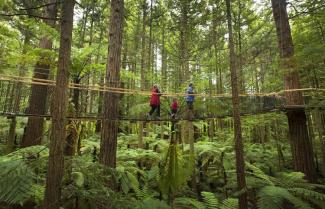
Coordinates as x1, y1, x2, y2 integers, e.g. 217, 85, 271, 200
0, 74, 324, 98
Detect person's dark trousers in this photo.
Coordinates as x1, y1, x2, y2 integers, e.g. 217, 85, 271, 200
170, 109, 177, 119
149, 105, 160, 117
186, 101, 193, 110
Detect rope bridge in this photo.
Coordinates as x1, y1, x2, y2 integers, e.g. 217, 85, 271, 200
0, 74, 324, 121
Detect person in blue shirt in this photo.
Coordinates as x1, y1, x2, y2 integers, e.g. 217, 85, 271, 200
185, 83, 195, 110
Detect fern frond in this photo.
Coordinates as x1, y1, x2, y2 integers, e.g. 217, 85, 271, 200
0, 159, 36, 205
258, 186, 313, 209
136, 198, 171, 209
288, 188, 325, 201
245, 162, 275, 186
174, 197, 205, 209
220, 198, 238, 209
201, 192, 219, 209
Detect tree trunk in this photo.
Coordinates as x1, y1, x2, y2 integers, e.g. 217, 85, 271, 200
271, 0, 317, 182
21, 0, 57, 148
95, 75, 104, 132
95, 24, 105, 132
138, 122, 144, 148
180, 1, 189, 82
43, 1, 75, 209
148, 0, 153, 85
140, 1, 147, 90
236, 0, 245, 94
225, 0, 248, 208
99, 0, 124, 176
161, 19, 167, 90
7, 33, 31, 152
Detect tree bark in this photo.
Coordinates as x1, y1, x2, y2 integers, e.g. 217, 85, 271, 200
95, 25, 105, 132
161, 19, 167, 90
99, 0, 124, 174
43, 1, 75, 209
148, 0, 153, 85
140, 1, 147, 90
271, 0, 317, 182
180, 0, 189, 82
7, 33, 31, 152
21, 0, 57, 148
138, 122, 144, 148
225, 0, 248, 208
236, 0, 245, 93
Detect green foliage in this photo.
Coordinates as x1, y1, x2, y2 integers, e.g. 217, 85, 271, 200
159, 144, 193, 195
0, 157, 36, 205
246, 163, 325, 209
0, 1, 325, 208
174, 197, 206, 209
136, 198, 171, 209
258, 186, 313, 209
201, 192, 219, 209
219, 198, 238, 209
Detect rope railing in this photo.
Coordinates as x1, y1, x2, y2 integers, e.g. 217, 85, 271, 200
0, 74, 324, 98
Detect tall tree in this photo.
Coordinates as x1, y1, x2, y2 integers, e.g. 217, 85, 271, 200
21, 0, 57, 147
271, 0, 317, 182
225, 0, 248, 208
179, 0, 189, 82
99, 0, 124, 172
140, 0, 147, 90
43, 1, 75, 208
7, 32, 31, 152
235, 0, 245, 93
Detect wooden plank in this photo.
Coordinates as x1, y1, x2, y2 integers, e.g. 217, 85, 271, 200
0, 108, 279, 122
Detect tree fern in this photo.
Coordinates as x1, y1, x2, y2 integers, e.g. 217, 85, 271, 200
201, 192, 219, 209
0, 158, 36, 205
219, 198, 238, 209
159, 144, 193, 195
288, 188, 325, 208
136, 198, 171, 209
174, 197, 206, 209
257, 186, 313, 209
245, 162, 275, 186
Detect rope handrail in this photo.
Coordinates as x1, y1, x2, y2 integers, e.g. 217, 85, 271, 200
0, 74, 324, 98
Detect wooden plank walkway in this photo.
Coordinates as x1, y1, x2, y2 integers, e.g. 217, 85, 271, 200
0, 108, 280, 122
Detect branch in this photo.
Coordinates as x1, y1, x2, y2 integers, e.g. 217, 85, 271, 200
74, 0, 85, 9
0, 13, 59, 20
19, 1, 62, 11
289, 4, 325, 19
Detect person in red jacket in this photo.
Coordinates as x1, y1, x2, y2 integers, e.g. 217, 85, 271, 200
170, 98, 178, 119
147, 85, 161, 118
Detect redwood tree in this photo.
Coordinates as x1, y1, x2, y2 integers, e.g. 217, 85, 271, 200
225, 0, 248, 208
271, 0, 317, 182
21, 0, 57, 148
100, 0, 124, 171
43, 1, 75, 209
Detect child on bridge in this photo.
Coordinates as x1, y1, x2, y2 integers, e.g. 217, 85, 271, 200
170, 98, 178, 119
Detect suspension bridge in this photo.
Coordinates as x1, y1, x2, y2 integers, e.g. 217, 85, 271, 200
0, 74, 324, 122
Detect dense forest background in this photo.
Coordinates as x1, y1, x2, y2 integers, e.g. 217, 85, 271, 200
0, 0, 325, 208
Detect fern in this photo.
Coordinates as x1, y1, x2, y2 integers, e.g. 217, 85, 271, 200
136, 198, 171, 209
220, 198, 238, 209
159, 144, 193, 195
174, 197, 206, 209
201, 192, 219, 209
0, 158, 36, 205
245, 162, 275, 186
257, 186, 313, 209
288, 188, 325, 208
